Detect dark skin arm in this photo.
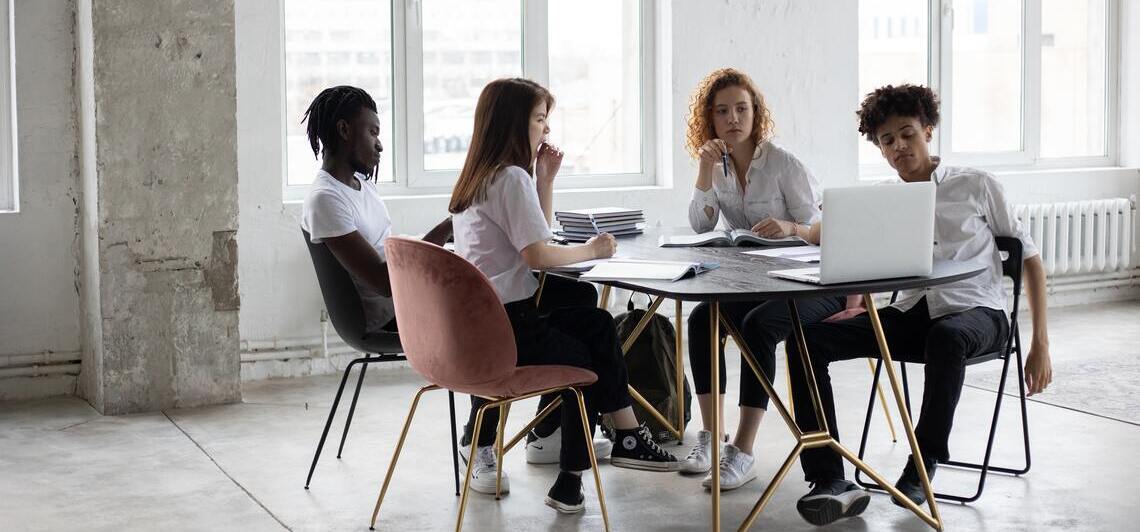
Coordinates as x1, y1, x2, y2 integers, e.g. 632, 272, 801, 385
322, 216, 454, 298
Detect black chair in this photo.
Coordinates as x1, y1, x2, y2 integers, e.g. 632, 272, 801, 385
855, 236, 1031, 503
301, 230, 461, 495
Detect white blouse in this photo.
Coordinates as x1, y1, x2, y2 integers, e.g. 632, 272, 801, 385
688, 141, 822, 233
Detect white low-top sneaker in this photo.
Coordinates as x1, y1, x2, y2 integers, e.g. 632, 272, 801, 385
459, 444, 510, 495
679, 430, 716, 474
701, 443, 757, 491
525, 427, 614, 464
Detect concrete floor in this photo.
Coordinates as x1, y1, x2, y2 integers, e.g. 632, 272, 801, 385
2, 301, 1138, 532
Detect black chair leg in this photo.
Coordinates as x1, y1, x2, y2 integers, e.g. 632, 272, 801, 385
449, 391, 461, 496
336, 361, 370, 459
305, 356, 369, 489
854, 359, 885, 490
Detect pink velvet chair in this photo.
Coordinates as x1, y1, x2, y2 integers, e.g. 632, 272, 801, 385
370, 237, 611, 532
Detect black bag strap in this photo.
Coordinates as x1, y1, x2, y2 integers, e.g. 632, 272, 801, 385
626, 291, 654, 311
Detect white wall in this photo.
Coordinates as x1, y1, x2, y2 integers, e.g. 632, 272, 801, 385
0, 1, 81, 398
234, 0, 860, 356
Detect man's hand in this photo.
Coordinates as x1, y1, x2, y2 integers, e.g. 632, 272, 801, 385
823, 295, 866, 322
1024, 343, 1053, 396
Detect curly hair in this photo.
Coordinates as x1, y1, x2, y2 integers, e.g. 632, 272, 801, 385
856, 84, 940, 145
685, 68, 774, 159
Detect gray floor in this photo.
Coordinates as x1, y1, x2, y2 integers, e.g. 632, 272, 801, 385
2, 301, 1138, 532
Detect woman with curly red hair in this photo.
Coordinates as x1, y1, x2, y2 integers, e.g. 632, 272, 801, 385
679, 68, 844, 491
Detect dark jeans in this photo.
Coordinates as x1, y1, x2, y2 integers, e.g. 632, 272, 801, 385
688, 297, 845, 409
788, 298, 1008, 482
463, 277, 618, 471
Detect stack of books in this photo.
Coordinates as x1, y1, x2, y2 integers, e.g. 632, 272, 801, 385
555, 207, 645, 242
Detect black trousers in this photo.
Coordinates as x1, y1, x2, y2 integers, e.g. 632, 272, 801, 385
464, 278, 622, 471
787, 298, 1008, 482
688, 297, 845, 409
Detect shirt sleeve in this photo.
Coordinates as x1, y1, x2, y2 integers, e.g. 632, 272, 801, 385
304, 190, 357, 242
982, 174, 1040, 260
688, 187, 720, 233
779, 153, 823, 224
493, 167, 554, 252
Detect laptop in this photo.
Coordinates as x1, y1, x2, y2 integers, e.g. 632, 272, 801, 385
769, 181, 935, 284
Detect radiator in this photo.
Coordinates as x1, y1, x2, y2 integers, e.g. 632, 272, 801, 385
1015, 198, 1136, 276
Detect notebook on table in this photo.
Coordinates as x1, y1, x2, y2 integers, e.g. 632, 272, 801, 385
577, 259, 720, 282
659, 229, 806, 248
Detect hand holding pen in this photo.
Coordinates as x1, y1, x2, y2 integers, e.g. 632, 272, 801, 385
697, 139, 732, 177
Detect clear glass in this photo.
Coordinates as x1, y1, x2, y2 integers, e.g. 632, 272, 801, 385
283, 0, 394, 186
547, 0, 642, 176
1040, 0, 1107, 158
857, 0, 930, 168
950, 0, 1023, 153
421, 0, 522, 171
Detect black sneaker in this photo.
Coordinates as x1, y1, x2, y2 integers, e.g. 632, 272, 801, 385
796, 478, 871, 526
892, 455, 937, 508
543, 471, 585, 514
609, 424, 681, 472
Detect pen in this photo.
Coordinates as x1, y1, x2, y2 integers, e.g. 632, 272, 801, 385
721, 150, 729, 179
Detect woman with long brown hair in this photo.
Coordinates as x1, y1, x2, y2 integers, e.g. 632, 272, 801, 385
449, 77, 679, 514
679, 68, 844, 491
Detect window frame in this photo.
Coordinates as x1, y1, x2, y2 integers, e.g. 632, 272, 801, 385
0, 0, 17, 213
858, 0, 1120, 179
282, 0, 657, 201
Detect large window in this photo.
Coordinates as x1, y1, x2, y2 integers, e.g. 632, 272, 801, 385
0, 0, 16, 213
858, 0, 1115, 175
283, 0, 653, 197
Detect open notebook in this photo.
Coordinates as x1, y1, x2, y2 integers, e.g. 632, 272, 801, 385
577, 259, 719, 282
659, 229, 806, 248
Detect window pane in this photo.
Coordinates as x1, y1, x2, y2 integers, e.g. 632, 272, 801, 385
1040, 0, 1107, 158
283, 1, 394, 186
548, 0, 641, 175
951, 0, 1022, 153
422, 0, 521, 171
858, 0, 929, 167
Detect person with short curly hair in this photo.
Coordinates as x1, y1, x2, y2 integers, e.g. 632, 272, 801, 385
787, 84, 1054, 526
678, 68, 845, 491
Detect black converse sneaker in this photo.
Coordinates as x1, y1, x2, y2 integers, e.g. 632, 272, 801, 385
796, 478, 870, 526
544, 471, 585, 514
609, 424, 681, 472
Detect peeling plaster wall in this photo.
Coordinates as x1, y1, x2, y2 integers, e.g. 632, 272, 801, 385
77, 0, 241, 413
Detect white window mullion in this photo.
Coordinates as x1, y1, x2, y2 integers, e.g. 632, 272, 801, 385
388, 0, 411, 190
402, 0, 429, 188
638, 0, 656, 186
1104, 0, 1121, 165
928, 0, 946, 158
937, 0, 953, 160
522, 0, 548, 86
0, 0, 17, 213
1023, 0, 1042, 162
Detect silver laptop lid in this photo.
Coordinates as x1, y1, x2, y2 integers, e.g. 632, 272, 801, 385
819, 182, 935, 284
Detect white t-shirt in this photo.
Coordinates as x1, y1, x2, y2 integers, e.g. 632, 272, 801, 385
300, 170, 395, 332
452, 165, 554, 304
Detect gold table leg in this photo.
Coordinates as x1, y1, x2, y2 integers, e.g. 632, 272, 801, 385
724, 297, 942, 531
867, 358, 899, 442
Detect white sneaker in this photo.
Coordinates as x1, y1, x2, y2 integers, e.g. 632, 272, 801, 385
525, 427, 614, 464
459, 444, 510, 495
679, 430, 716, 474
701, 443, 757, 491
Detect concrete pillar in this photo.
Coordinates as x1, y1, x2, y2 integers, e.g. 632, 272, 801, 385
76, 0, 241, 415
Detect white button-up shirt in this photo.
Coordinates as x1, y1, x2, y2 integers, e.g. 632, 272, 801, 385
891, 160, 1039, 319
688, 141, 823, 233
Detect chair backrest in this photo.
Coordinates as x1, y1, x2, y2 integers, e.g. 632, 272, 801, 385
384, 236, 518, 389
301, 229, 368, 349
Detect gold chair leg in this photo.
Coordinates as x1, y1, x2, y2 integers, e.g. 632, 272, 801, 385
573, 388, 612, 532
866, 358, 899, 442
371, 384, 438, 528
455, 403, 492, 532
495, 402, 511, 500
